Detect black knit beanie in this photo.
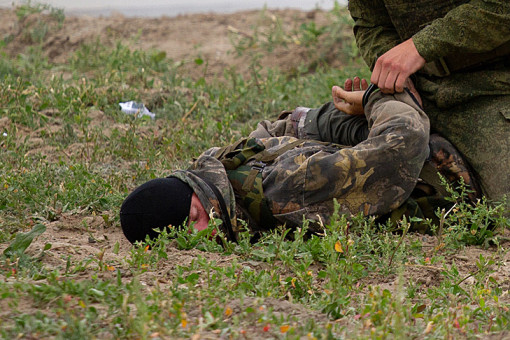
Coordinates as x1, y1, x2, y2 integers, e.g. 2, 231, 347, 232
120, 177, 193, 244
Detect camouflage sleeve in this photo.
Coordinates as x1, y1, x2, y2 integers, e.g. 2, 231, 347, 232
248, 108, 306, 139
249, 117, 295, 139
412, 0, 510, 61
199, 146, 221, 158
348, 0, 402, 70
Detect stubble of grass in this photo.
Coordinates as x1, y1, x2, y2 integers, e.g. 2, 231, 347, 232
0, 2, 509, 339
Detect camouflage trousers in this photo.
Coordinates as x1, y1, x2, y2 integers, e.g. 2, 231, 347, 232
252, 93, 509, 210
251, 90, 430, 222
250, 91, 490, 230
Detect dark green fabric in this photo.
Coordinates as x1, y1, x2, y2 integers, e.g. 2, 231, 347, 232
348, 0, 510, 210
348, 0, 510, 67
422, 95, 510, 204
217, 138, 265, 170
216, 137, 285, 230
227, 165, 277, 228
304, 102, 369, 146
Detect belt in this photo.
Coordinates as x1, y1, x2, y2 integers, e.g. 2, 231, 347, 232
420, 40, 510, 77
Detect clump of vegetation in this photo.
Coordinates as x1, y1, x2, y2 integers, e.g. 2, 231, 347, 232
4, 0, 65, 45
0, 1, 508, 339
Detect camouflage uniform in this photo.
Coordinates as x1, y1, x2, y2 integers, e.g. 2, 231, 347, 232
347, 0, 510, 206
171, 90, 431, 240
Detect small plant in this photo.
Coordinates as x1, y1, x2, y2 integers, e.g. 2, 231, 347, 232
438, 177, 508, 248
127, 227, 173, 270
7, 1, 65, 45
0, 3, 509, 339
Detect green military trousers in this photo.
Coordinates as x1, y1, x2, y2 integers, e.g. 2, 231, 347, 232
424, 95, 510, 207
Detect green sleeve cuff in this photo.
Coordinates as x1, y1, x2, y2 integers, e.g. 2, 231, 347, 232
412, 29, 441, 62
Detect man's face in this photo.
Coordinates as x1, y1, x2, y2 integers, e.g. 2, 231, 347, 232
188, 193, 210, 230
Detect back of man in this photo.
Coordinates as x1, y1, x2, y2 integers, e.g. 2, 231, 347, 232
177, 89, 431, 239
121, 89, 482, 244
348, 0, 510, 207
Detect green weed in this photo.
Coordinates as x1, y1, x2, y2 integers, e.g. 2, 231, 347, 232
0, 2, 508, 339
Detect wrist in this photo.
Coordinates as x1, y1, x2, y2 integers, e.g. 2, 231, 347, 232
411, 34, 435, 62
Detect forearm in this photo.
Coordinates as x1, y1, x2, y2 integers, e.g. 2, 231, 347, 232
304, 102, 369, 146
248, 110, 301, 139
249, 105, 370, 146
413, 0, 510, 61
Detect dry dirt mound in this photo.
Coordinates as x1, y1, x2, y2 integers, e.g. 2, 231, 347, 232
0, 7, 342, 79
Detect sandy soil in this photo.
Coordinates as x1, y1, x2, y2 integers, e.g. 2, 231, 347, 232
0, 7, 341, 80
1, 5, 509, 334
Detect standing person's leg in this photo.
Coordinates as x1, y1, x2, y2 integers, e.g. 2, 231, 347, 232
424, 95, 510, 207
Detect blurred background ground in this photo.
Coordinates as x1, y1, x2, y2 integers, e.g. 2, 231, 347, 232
0, 5, 352, 80
1, 0, 341, 17
1, 2, 509, 338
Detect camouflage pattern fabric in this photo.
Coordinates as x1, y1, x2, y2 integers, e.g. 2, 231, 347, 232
256, 106, 483, 233
171, 90, 430, 238
226, 165, 278, 230
348, 0, 510, 71
251, 102, 369, 147
427, 134, 482, 202
383, 133, 483, 233
263, 90, 430, 227
170, 157, 238, 239
348, 0, 510, 208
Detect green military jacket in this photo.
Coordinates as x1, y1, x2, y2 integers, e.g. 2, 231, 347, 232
348, 0, 510, 108
171, 90, 431, 240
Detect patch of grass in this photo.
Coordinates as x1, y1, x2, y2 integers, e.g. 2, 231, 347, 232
0, 2, 509, 339
5, 0, 64, 46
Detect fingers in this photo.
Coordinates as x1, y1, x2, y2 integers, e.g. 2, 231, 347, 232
332, 85, 365, 115
370, 62, 382, 88
333, 85, 352, 102
332, 86, 352, 114
394, 73, 407, 93
370, 60, 398, 93
342, 77, 369, 92
371, 48, 402, 93
332, 85, 340, 104
384, 71, 400, 94
353, 77, 361, 91
370, 39, 426, 93
344, 78, 353, 91
361, 79, 369, 91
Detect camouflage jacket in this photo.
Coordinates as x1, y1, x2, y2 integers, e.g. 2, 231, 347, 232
348, 0, 510, 108
171, 90, 431, 240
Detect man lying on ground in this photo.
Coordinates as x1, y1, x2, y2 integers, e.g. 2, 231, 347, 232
120, 80, 480, 244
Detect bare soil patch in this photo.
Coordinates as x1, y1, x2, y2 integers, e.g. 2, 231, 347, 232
0, 7, 339, 79
1, 6, 509, 335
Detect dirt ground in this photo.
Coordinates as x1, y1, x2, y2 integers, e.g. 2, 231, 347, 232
0, 7, 340, 80
1, 5, 510, 330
